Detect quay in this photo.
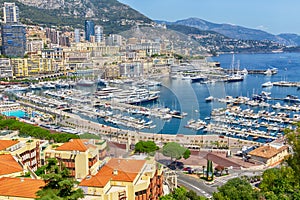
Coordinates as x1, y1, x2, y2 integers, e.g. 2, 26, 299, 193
223, 69, 277, 75
94, 100, 185, 119
272, 81, 300, 87
208, 124, 277, 140
247, 69, 276, 74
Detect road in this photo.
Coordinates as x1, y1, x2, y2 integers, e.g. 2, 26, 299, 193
176, 171, 216, 199
176, 168, 265, 199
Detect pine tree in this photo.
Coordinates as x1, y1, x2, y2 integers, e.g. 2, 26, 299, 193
35, 158, 84, 200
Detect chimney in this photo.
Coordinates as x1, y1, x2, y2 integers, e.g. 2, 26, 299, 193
113, 169, 118, 175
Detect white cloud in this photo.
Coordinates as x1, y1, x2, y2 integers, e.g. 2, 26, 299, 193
256, 25, 269, 31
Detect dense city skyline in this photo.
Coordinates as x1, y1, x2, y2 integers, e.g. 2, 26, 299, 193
119, 0, 300, 35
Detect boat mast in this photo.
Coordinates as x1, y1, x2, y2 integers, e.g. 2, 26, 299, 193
231, 54, 235, 74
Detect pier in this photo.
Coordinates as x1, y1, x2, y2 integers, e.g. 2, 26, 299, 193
208, 124, 277, 140
247, 69, 276, 74
223, 69, 277, 75
272, 81, 300, 87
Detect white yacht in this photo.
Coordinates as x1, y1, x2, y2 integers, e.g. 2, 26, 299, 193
4, 85, 28, 92
205, 96, 214, 102
77, 79, 95, 87
262, 81, 273, 87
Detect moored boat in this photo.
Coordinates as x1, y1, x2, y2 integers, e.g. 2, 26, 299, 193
205, 96, 214, 102
77, 79, 95, 87
284, 95, 300, 103
262, 81, 273, 87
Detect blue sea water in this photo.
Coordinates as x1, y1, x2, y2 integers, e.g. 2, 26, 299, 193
74, 53, 300, 138
141, 53, 300, 135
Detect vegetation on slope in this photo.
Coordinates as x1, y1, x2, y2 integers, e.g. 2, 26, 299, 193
0, 0, 152, 33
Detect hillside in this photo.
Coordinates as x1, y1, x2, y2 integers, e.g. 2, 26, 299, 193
158, 18, 299, 46
0, 0, 152, 33
119, 26, 205, 54
278, 33, 300, 46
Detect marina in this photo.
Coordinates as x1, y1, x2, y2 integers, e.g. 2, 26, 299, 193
1, 52, 300, 146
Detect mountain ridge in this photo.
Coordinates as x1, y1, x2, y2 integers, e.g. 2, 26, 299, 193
156, 17, 300, 46
0, 0, 153, 34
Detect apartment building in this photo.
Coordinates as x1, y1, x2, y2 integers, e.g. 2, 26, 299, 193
1, 23, 26, 58
119, 62, 143, 78
11, 58, 28, 77
1, 3, 26, 58
248, 144, 289, 166
43, 139, 107, 179
79, 157, 164, 200
0, 177, 45, 199
0, 154, 24, 178
0, 138, 42, 172
0, 58, 13, 78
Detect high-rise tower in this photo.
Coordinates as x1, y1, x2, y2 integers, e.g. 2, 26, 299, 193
1, 2, 26, 58
74, 28, 80, 43
95, 25, 104, 43
85, 20, 95, 42
3, 2, 19, 23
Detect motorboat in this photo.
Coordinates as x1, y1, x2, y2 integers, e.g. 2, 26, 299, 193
190, 76, 208, 83
227, 74, 244, 82
284, 95, 300, 103
264, 68, 277, 76
205, 96, 214, 102
42, 82, 56, 89
4, 85, 28, 92
77, 79, 95, 87
262, 81, 273, 87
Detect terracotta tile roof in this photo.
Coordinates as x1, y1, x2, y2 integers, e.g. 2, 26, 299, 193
0, 140, 19, 151
0, 154, 23, 176
0, 177, 45, 198
80, 158, 146, 187
249, 145, 288, 159
55, 139, 88, 152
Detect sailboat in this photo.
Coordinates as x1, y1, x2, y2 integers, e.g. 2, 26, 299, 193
227, 55, 244, 82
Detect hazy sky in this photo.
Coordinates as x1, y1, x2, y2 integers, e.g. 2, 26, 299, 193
118, 0, 299, 35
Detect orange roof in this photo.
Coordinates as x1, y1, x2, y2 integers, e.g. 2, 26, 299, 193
0, 154, 23, 176
80, 158, 146, 187
0, 177, 45, 198
249, 145, 288, 159
0, 140, 19, 151
55, 139, 88, 152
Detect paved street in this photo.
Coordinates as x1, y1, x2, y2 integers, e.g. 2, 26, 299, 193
177, 171, 216, 199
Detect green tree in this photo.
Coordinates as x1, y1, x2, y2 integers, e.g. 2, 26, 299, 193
259, 167, 297, 199
0, 118, 79, 142
183, 149, 191, 159
160, 195, 175, 200
257, 126, 300, 200
162, 142, 190, 161
285, 127, 300, 180
134, 141, 159, 154
206, 160, 214, 181
187, 190, 205, 200
160, 187, 206, 200
213, 178, 260, 200
36, 158, 84, 200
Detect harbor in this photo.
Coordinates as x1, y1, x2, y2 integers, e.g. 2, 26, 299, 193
1, 53, 300, 148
